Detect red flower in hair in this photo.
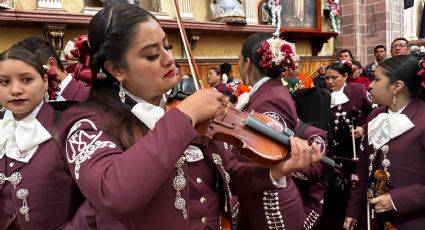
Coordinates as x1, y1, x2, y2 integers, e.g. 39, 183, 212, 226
257, 41, 274, 69
45, 68, 61, 100
65, 35, 93, 85
417, 58, 425, 88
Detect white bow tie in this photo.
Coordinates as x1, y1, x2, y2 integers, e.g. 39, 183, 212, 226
0, 109, 52, 163
368, 112, 414, 150
127, 91, 204, 162
330, 90, 349, 108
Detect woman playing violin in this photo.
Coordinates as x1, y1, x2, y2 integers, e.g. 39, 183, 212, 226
59, 3, 322, 229
344, 54, 425, 230
235, 32, 328, 230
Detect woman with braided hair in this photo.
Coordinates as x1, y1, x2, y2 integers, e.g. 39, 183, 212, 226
344, 54, 425, 230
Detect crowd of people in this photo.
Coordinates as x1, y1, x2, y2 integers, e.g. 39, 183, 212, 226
1, 2, 424, 230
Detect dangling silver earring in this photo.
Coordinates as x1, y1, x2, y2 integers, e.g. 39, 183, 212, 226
119, 82, 125, 103
392, 94, 397, 105
44, 89, 50, 102
97, 68, 107, 79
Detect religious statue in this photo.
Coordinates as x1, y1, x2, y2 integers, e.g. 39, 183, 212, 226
294, 0, 304, 22
210, 0, 246, 24
152, 0, 161, 12
0, 0, 14, 8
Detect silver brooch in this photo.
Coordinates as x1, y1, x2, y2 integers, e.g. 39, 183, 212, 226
16, 188, 30, 221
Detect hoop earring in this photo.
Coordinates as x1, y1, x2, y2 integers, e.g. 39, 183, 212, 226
392, 94, 397, 105
119, 82, 125, 103
44, 89, 50, 102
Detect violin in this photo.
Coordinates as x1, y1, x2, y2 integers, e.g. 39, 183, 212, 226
171, 0, 335, 168
168, 77, 336, 168
167, 77, 289, 166
371, 170, 397, 230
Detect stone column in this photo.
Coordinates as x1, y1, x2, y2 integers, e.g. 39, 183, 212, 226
339, 0, 404, 65
245, 0, 257, 25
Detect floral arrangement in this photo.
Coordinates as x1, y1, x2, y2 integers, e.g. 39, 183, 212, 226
262, 0, 281, 35
256, 36, 298, 72
326, 0, 341, 33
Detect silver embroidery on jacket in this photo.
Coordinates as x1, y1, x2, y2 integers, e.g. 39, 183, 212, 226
0, 171, 22, 188
303, 210, 319, 230
291, 172, 308, 181
0, 171, 28, 221
263, 190, 285, 229
66, 119, 116, 180
173, 155, 188, 219
16, 188, 30, 221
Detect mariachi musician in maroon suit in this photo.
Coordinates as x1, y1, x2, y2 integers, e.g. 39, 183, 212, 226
10, 36, 90, 103
0, 48, 87, 229
234, 33, 328, 230
318, 60, 373, 229
344, 54, 425, 230
59, 4, 322, 230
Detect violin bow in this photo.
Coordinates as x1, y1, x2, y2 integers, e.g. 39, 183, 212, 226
172, 0, 203, 90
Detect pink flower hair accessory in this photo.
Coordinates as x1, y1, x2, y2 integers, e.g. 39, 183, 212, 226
256, 36, 299, 72
417, 57, 425, 88
65, 35, 93, 85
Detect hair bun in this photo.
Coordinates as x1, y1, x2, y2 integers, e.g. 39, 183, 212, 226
410, 46, 425, 60
256, 36, 299, 72
339, 60, 353, 75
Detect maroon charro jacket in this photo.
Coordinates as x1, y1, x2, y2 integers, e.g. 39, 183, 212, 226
236, 78, 327, 230
0, 102, 84, 230
347, 99, 425, 229
59, 104, 280, 229
61, 77, 89, 102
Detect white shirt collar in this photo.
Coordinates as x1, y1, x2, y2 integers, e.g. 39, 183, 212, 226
235, 77, 271, 110
368, 104, 414, 150
330, 85, 349, 108
125, 88, 204, 162
0, 102, 52, 163
124, 88, 167, 130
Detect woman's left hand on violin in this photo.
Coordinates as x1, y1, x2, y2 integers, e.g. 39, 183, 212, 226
369, 193, 395, 213
271, 137, 322, 180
